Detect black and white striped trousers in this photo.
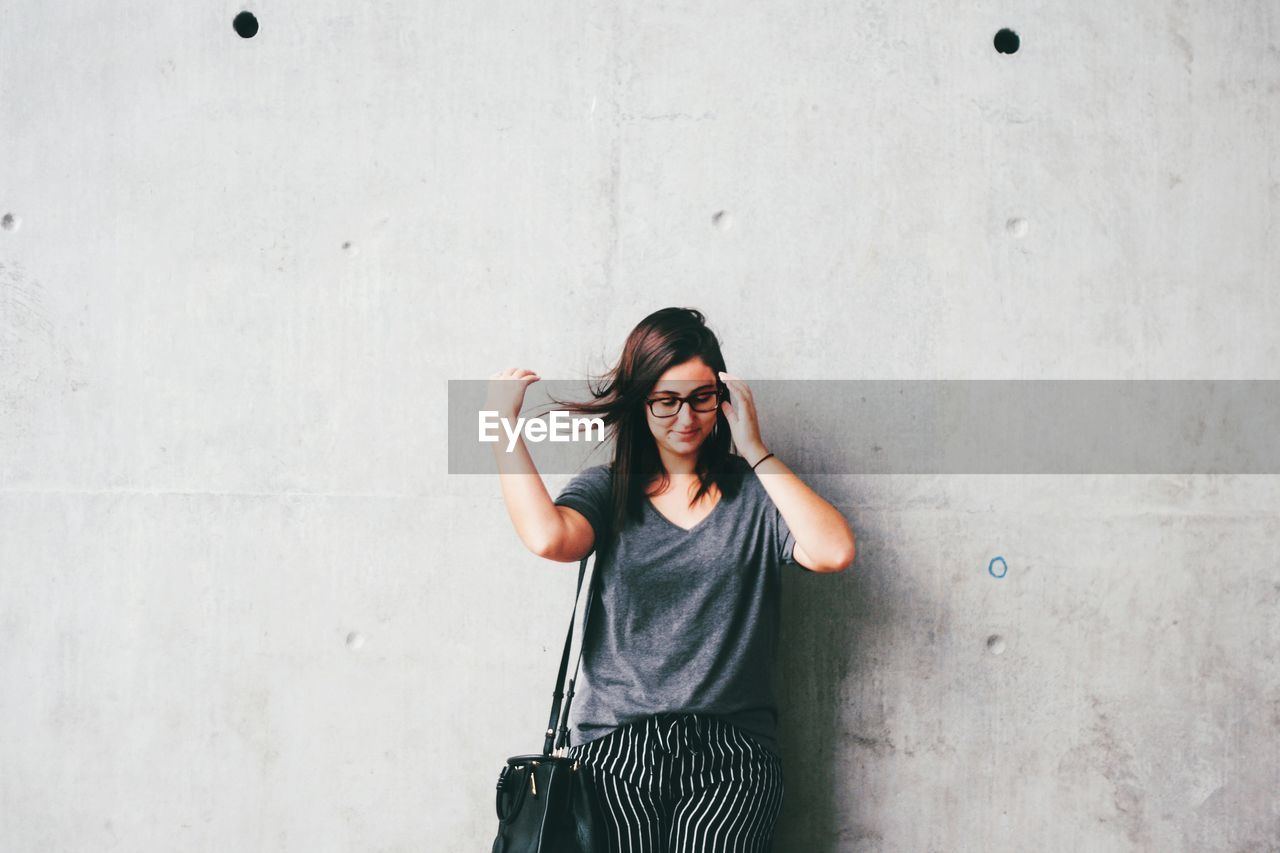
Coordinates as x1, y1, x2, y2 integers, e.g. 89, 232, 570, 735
565, 712, 785, 853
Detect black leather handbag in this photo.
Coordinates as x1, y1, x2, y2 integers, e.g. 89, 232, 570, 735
490, 553, 608, 853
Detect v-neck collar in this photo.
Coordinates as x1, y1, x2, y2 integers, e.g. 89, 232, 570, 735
645, 488, 726, 534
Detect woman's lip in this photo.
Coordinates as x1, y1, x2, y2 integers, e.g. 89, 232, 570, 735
672, 429, 698, 437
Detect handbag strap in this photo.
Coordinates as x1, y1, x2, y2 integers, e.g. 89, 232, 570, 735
541, 550, 600, 756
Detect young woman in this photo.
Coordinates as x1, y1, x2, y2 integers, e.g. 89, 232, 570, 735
487, 307, 855, 853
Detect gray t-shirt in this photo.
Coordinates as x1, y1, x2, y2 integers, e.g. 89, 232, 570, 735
552, 454, 803, 760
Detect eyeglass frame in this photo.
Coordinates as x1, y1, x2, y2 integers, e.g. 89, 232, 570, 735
644, 383, 728, 419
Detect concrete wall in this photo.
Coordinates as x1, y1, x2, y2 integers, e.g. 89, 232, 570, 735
2, 1, 1278, 850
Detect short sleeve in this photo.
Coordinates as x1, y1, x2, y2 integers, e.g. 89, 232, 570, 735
775, 505, 798, 565
749, 455, 799, 567
552, 463, 612, 550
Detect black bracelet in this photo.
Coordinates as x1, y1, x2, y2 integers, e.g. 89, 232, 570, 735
750, 452, 775, 471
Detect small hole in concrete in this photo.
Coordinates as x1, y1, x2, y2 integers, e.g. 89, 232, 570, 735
233, 11, 259, 39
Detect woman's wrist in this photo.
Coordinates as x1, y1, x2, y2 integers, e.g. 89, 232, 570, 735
743, 446, 772, 468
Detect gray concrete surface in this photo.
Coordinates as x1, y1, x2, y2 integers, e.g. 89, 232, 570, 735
2, 0, 1278, 851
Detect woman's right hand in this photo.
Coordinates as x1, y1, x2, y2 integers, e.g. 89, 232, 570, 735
485, 367, 541, 422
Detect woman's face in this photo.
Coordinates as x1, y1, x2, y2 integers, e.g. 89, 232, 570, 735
644, 357, 722, 458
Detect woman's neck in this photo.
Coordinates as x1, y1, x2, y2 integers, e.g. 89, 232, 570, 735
655, 445, 699, 476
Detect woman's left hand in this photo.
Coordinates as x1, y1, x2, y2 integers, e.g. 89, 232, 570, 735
717, 371, 769, 462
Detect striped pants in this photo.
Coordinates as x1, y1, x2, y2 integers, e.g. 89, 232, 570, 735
565, 712, 785, 853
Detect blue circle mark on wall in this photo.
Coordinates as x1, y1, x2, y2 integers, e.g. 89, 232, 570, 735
988, 556, 1008, 579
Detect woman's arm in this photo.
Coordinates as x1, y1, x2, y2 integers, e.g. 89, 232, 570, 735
487, 368, 594, 562
746, 448, 856, 573
492, 434, 594, 562
715, 370, 855, 573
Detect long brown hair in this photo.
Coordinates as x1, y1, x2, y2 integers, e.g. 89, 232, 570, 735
546, 306, 745, 559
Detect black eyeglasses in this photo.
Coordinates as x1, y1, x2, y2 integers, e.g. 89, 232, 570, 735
646, 385, 727, 418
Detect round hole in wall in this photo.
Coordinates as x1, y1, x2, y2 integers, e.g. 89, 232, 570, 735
233, 11, 259, 39
994, 28, 1019, 54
